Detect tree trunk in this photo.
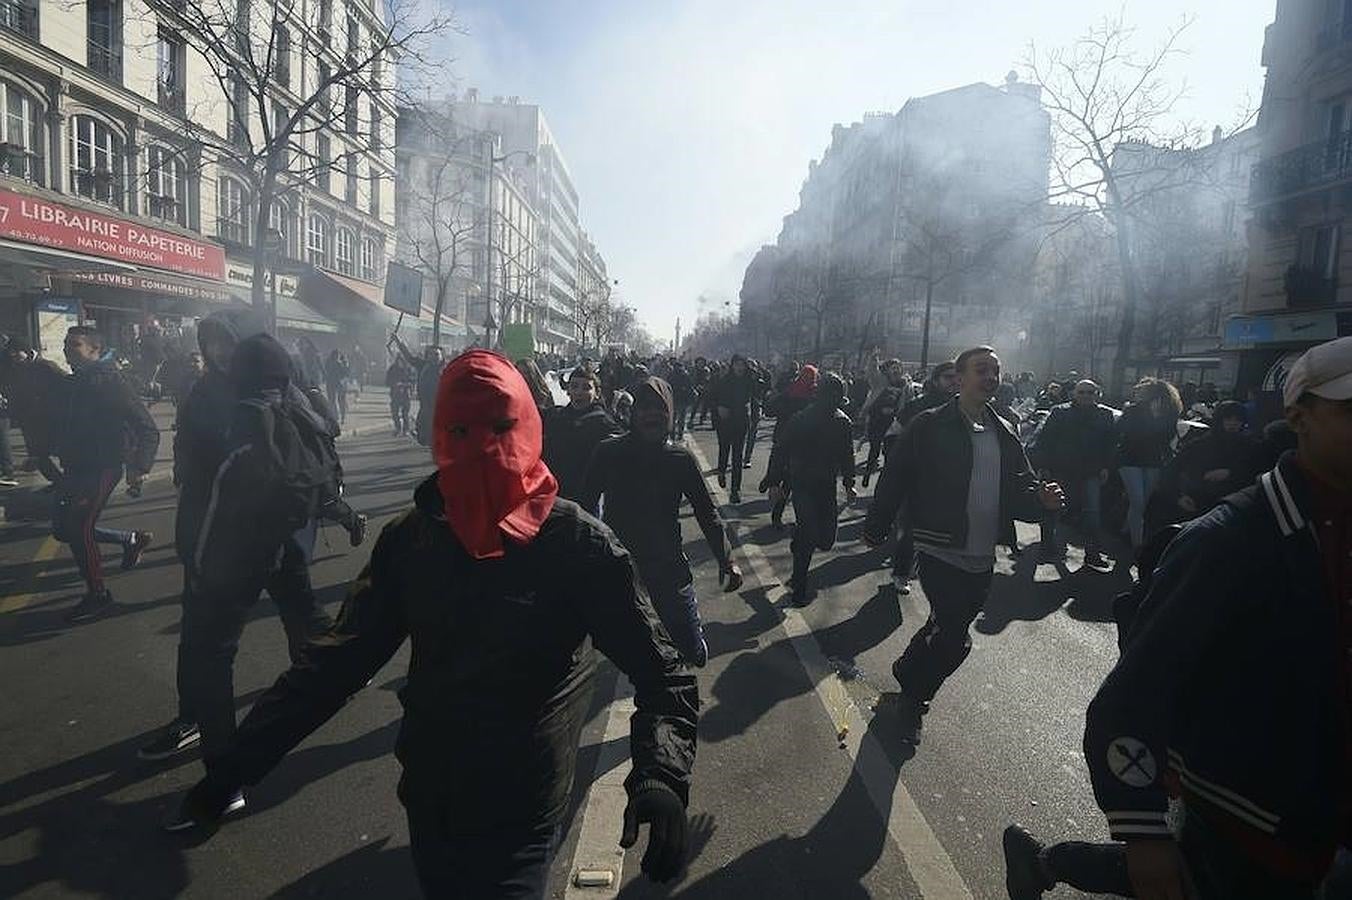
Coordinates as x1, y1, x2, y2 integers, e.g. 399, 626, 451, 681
251, 166, 279, 333
431, 277, 448, 348
920, 276, 936, 370
1109, 219, 1139, 397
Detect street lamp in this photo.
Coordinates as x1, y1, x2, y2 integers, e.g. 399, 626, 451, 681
484, 140, 535, 349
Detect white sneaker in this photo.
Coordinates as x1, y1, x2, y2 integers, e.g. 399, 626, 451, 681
891, 573, 911, 595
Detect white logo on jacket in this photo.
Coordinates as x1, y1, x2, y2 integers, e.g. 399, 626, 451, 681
1108, 737, 1158, 787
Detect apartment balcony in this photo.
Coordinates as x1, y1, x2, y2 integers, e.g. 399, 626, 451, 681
0, 0, 37, 39
87, 41, 122, 83
1284, 264, 1339, 307
1251, 132, 1352, 204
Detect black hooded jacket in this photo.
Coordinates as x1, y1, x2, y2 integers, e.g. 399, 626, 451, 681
580, 378, 730, 589
211, 478, 699, 831
58, 355, 159, 476
543, 401, 623, 501
174, 310, 336, 560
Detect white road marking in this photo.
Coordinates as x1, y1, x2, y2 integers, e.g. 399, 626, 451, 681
563, 689, 636, 899
687, 436, 974, 899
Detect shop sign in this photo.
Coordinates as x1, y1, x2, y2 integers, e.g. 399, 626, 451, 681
0, 186, 226, 280
67, 270, 234, 303
225, 260, 299, 297
1223, 311, 1337, 348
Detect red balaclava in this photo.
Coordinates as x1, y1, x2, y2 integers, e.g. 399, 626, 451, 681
787, 364, 819, 399
432, 350, 558, 559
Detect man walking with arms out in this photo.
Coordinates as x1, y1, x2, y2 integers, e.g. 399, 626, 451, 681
865, 346, 1061, 742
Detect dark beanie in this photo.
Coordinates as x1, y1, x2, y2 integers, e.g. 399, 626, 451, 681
230, 333, 292, 395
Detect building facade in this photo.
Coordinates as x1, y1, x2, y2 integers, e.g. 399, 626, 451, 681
1242, 0, 1352, 399
0, 0, 397, 362
443, 93, 588, 355
394, 103, 538, 351
739, 76, 1051, 368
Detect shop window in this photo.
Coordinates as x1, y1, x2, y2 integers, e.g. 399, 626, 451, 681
145, 145, 186, 225
361, 236, 380, 281
69, 114, 123, 207
218, 175, 251, 244
335, 226, 354, 274
0, 79, 44, 186
307, 213, 328, 266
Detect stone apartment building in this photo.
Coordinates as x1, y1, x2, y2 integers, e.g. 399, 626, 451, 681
740, 75, 1050, 368
0, 0, 397, 361
1241, 0, 1352, 398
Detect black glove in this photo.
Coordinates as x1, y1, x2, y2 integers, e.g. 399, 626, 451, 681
620, 782, 687, 882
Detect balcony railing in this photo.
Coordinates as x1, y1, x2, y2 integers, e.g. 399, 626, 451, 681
0, 0, 37, 39
157, 81, 185, 116
1251, 131, 1352, 202
87, 41, 122, 83
1284, 264, 1339, 307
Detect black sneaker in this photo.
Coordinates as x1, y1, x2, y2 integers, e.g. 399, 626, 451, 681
1002, 824, 1053, 900
0, 475, 19, 488
729, 490, 741, 504
162, 787, 246, 833
121, 531, 154, 571
717, 471, 727, 488
67, 590, 114, 624
742, 460, 753, 469
138, 721, 202, 761
348, 513, 368, 547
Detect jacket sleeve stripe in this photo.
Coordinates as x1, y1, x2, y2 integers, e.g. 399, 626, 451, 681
1272, 465, 1306, 531
195, 443, 252, 573
1167, 751, 1280, 828
1259, 472, 1296, 537
1109, 823, 1174, 839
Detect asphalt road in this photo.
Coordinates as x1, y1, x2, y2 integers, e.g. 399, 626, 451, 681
0, 403, 1129, 899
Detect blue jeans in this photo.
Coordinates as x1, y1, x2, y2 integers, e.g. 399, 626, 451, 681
1119, 466, 1161, 549
1040, 474, 1103, 552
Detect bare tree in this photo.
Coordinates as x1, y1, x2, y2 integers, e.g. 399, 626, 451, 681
1025, 15, 1248, 391
401, 120, 486, 347
141, 0, 457, 313
574, 279, 614, 354
892, 170, 1024, 369
486, 227, 543, 349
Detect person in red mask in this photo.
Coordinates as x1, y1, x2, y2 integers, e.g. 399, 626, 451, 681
167, 350, 698, 898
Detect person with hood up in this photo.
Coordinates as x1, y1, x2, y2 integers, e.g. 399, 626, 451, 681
761, 372, 857, 606
1149, 399, 1266, 533
764, 364, 819, 529
582, 377, 743, 666
152, 332, 342, 775
167, 351, 698, 899
139, 312, 351, 762
543, 367, 622, 501
712, 354, 755, 503
57, 326, 159, 623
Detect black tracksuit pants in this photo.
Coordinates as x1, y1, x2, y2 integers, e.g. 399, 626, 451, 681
54, 467, 132, 596
716, 417, 748, 492
790, 482, 839, 587
892, 553, 993, 702
179, 520, 333, 755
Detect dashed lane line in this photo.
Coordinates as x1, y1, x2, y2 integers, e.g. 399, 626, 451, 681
685, 436, 974, 900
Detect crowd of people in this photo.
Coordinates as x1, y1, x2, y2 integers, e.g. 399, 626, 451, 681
1, 318, 1350, 899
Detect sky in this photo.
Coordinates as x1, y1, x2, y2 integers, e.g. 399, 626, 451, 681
430, 0, 1274, 346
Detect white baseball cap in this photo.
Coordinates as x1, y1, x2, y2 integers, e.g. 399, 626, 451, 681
1283, 336, 1352, 408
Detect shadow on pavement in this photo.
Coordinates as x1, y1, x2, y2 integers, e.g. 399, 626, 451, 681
976, 547, 1133, 636
270, 835, 419, 899
620, 713, 918, 899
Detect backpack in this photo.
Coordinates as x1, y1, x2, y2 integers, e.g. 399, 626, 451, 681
240, 396, 341, 536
